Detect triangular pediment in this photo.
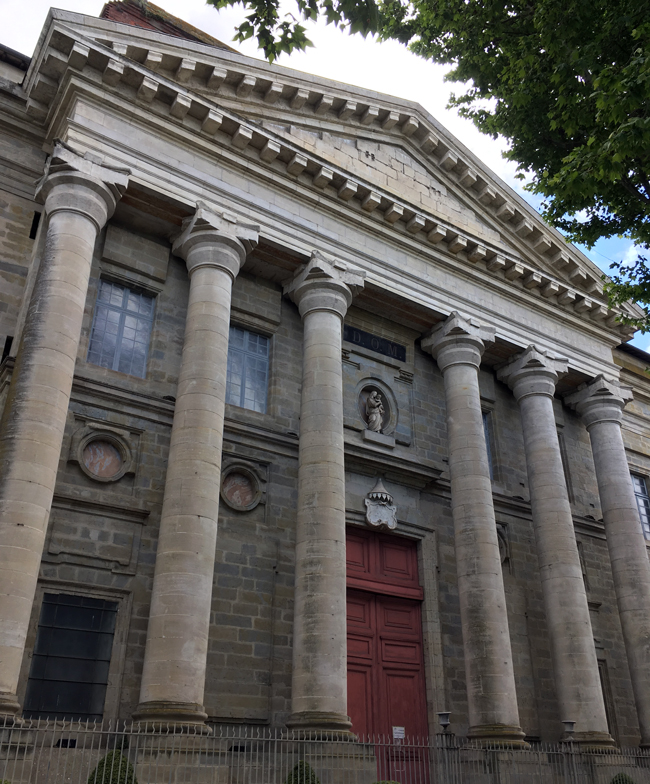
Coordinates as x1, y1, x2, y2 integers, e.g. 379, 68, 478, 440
263, 123, 502, 247
20, 9, 642, 334
51, 12, 606, 287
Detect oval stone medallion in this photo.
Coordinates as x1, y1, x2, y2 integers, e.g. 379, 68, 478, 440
222, 471, 256, 510
83, 440, 123, 479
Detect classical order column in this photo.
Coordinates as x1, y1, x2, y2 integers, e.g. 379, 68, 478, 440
284, 251, 365, 734
0, 143, 128, 720
498, 347, 613, 747
567, 376, 650, 745
422, 312, 525, 745
134, 204, 258, 727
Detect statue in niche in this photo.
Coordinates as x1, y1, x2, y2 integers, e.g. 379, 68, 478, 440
365, 390, 385, 433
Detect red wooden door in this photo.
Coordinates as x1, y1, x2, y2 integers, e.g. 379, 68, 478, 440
347, 589, 428, 739
346, 527, 429, 739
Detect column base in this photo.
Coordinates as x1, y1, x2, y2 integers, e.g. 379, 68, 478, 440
0, 693, 22, 725
132, 701, 210, 732
286, 711, 353, 737
467, 724, 528, 748
564, 731, 617, 750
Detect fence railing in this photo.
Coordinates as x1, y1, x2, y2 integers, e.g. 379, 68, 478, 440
1, 719, 649, 784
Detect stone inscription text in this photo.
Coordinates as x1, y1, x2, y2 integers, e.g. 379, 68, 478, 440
343, 326, 406, 362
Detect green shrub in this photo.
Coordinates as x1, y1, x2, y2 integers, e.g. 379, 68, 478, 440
284, 761, 321, 784
611, 774, 637, 784
87, 751, 137, 784
373, 781, 402, 784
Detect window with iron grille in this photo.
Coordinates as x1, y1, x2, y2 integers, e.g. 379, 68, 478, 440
23, 593, 118, 721
632, 474, 650, 540
87, 280, 154, 378
226, 326, 269, 413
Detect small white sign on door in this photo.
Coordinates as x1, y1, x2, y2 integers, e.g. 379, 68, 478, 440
392, 726, 405, 739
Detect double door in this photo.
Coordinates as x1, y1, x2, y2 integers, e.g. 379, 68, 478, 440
345, 527, 429, 739
347, 588, 428, 739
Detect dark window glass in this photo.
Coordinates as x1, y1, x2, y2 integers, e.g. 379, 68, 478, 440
226, 326, 269, 413
557, 429, 575, 502
87, 281, 154, 379
482, 411, 494, 481
23, 593, 118, 721
632, 474, 650, 540
29, 211, 41, 240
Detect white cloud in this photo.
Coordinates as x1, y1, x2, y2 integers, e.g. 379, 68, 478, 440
620, 243, 641, 268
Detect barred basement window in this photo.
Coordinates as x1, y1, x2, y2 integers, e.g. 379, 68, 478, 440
87, 280, 154, 378
632, 474, 650, 540
23, 593, 118, 721
226, 326, 269, 413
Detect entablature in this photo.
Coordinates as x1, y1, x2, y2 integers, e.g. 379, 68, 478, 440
33, 12, 624, 306
15, 13, 639, 377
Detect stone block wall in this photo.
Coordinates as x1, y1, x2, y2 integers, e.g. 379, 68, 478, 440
0, 191, 36, 356
0, 199, 643, 743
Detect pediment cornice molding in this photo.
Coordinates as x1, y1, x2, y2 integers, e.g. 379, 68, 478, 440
21, 13, 638, 340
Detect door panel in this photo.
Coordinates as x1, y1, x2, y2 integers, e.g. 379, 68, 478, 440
347, 591, 373, 630
380, 539, 418, 584
346, 530, 429, 782
348, 635, 373, 658
381, 604, 420, 633
346, 590, 428, 738
346, 527, 423, 599
384, 669, 429, 737
347, 665, 373, 737
381, 639, 421, 664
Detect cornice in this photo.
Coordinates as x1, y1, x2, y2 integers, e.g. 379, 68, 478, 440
55, 81, 626, 372
52, 491, 150, 523
21, 18, 635, 342
39, 14, 628, 305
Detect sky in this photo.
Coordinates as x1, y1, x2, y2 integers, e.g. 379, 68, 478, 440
2, 0, 646, 349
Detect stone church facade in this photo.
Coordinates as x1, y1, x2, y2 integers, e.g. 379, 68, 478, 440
1, 0, 650, 751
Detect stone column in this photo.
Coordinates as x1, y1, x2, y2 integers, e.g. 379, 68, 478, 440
0, 143, 128, 720
498, 347, 613, 747
422, 313, 525, 745
567, 376, 650, 745
134, 205, 258, 727
284, 251, 365, 733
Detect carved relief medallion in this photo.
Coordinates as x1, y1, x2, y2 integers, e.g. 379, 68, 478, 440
73, 426, 133, 484
83, 440, 123, 479
221, 466, 262, 512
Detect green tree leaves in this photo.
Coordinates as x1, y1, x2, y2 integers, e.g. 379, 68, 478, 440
208, 0, 650, 327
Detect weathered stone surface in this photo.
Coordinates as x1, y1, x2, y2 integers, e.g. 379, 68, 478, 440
0, 4, 648, 750
498, 347, 614, 747
423, 312, 525, 745
284, 252, 364, 733
134, 204, 259, 726
0, 142, 128, 719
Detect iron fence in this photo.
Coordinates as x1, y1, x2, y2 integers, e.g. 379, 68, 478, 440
1, 719, 649, 784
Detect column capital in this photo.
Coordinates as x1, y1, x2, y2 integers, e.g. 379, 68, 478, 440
284, 250, 365, 320
497, 345, 568, 401
565, 375, 633, 429
421, 311, 495, 372
36, 140, 129, 232
173, 202, 259, 280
